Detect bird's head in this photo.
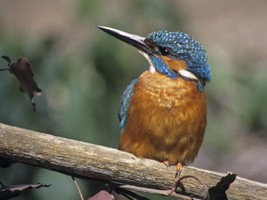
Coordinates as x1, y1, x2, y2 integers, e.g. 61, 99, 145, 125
97, 26, 211, 91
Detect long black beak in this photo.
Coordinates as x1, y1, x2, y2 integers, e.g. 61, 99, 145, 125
97, 26, 155, 55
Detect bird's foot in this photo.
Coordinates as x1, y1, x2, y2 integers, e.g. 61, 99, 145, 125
163, 161, 182, 177
175, 163, 182, 178
163, 160, 170, 167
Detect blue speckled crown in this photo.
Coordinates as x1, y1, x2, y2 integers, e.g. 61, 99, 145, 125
146, 31, 211, 83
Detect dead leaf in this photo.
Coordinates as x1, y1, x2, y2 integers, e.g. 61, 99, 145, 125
0, 182, 50, 200
1, 56, 42, 111
205, 173, 237, 200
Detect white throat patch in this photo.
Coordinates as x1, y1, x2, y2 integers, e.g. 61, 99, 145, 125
138, 50, 156, 73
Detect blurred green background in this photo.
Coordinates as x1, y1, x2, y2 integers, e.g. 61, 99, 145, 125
0, 0, 266, 199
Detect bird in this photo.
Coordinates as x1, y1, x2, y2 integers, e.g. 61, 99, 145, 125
97, 26, 211, 174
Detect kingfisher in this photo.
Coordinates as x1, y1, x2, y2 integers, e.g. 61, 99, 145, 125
97, 26, 211, 174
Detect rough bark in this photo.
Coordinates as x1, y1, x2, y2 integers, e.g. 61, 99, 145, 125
0, 123, 266, 199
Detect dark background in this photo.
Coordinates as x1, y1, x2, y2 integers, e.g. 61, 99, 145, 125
0, 0, 266, 199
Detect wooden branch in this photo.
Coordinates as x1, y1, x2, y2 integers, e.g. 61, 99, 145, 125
0, 123, 266, 199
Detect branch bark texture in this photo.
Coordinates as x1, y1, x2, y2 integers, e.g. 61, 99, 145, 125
0, 123, 266, 199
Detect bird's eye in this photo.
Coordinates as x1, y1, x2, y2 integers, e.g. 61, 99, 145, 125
159, 47, 171, 56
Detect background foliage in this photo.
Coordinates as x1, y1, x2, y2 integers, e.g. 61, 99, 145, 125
0, 0, 266, 199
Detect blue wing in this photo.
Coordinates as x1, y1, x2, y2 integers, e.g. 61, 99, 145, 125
118, 78, 138, 133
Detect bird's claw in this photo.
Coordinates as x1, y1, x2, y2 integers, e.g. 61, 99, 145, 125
175, 163, 182, 178
163, 160, 170, 168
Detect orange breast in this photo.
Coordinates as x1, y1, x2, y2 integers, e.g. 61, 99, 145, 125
119, 70, 207, 165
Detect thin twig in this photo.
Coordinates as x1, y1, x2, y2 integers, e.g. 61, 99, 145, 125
168, 175, 209, 199
119, 185, 200, 200
71, 176, 84, 200
177, 175, 208, 191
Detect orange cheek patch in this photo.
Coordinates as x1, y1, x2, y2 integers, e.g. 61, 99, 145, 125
160, 56, 187, 72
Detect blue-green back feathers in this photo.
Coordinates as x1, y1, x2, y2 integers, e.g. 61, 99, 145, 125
119, 78, 138, 133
